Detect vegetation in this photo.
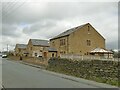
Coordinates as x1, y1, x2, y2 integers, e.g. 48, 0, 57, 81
111, 50, 120, 58
47, 58, 120, 86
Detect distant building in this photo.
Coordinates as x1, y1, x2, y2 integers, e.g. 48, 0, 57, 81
27, 39, 50, 57
14, 44, 27, 56
90, 48, 113, 59
43, 47, 57, 59
50, 23, 105, 56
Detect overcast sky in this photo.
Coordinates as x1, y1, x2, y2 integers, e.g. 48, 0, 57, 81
0, 0, 119, 51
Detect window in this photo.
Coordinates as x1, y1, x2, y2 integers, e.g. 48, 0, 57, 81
35, 53, 37, 57
87, 52, 89, 55
88, 26, 90, 31
52, 41, 55, 46
87, 40, 91, 46
60, 39, 65, 46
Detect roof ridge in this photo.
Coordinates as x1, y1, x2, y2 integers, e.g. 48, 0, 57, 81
50, 23, 89, 40
30, 39, 50, 46
30, 39, 49, 41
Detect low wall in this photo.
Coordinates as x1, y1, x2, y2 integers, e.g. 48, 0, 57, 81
47, 58, 120, 86
60, 54, 113, 60
8, 55, 48, 66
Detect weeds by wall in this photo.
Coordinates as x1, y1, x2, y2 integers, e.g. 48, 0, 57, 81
47, 58, 120, 86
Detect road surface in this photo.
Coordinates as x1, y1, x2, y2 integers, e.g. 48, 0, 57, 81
0, 57, 2, 89
2, 58, 118, 88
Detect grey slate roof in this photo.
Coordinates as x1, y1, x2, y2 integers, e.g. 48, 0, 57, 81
47, 47, 57, 52
51, 23, 88, 40
30, 39, 49, 46
17, 44, 27, 49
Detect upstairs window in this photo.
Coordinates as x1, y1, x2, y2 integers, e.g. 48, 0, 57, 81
88, 26, 90, 31
60, 39, 65, 46
87, 40, 91, 46
52, 41, 55, 46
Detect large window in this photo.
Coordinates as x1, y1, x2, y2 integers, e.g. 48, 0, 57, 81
87, 40, 91, 46
60, 39, 65, 46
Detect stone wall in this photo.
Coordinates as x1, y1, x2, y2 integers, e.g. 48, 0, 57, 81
47, 58, 120, 86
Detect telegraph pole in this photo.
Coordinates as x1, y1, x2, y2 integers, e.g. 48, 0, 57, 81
7, 44, 8, 53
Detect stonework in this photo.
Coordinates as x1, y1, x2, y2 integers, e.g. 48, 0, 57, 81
14, 44, 27, 56
50, 23, 105, 56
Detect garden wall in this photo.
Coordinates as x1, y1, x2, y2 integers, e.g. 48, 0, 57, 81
47, 58, 120, 86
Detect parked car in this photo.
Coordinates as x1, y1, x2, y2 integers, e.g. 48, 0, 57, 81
2, 54, 7, 58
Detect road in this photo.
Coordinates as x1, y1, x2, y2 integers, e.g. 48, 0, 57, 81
2, 58, 118, 88
0, 57, 2, 89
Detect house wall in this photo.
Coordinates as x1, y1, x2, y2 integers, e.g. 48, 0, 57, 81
27, 40, 49, 57
50, 23, 105, 56
14, 45, 26, 56
50, 36, 69, 56
68, 24, 105, 55
42, 50, 57, 60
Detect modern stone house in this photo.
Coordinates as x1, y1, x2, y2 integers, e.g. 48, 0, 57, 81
14, 44, 27, 56
27, 39, 50, 57
50, 23, 105, 56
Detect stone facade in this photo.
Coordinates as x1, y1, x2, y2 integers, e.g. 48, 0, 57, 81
14, 44, 27, 56
50, 23, 105, 56
43, 47, 57, 59
27, 39, 50, 57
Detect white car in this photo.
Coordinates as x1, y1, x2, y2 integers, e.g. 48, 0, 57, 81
2, 54, 7, 58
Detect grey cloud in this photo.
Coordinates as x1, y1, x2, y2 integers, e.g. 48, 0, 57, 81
22, 20, 57, 34
2, 24, 21, 37
106, 40, 118, 49
3, 2, 116, 24
1, 2, 118, 50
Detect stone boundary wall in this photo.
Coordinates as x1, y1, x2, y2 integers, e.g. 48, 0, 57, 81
47, 58, 120, 86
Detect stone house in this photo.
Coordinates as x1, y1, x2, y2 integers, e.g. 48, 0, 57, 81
50, 23, 105, 56
14, 44, 27, 56
43, 47, 57, 59
27, 39, 50, 57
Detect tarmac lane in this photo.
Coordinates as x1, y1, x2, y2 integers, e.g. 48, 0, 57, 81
0, 57, 2, 89
2, 58, 118, 88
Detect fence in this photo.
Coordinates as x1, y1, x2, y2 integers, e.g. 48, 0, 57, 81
60, 54, 117, 61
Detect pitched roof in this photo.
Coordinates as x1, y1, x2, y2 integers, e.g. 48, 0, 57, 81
45, 47, 57, 52
90, 48, 113, 53
17, 44, 27, 49
50, 23, 88, 40
30, 39, 49, 46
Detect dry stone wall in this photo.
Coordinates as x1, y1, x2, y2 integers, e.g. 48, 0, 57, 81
47, 58, 120, 86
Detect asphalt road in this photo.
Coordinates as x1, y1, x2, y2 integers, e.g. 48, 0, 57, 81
2, 58, 118, 88
0, 57, 2, 89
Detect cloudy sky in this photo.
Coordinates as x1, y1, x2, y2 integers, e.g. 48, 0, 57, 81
0, 0, 119, 51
